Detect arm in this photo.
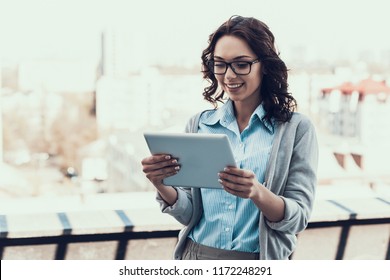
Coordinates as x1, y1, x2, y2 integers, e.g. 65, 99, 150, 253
266, 118, 319, 233
141, 154, 179, 206
219, 167, 285, 222
219, 117, 318, 229
141, 154, 194, 225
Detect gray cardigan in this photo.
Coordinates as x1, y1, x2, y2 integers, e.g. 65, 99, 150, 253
156, 111, 318, 260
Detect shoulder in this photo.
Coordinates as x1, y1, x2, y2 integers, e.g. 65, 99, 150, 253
290, 113, 318, 147
287, 112, 315, 130
185, 109, 215, 133
290, 112, 311, 123
278, 112, 317, 140
189, 109, 216, 123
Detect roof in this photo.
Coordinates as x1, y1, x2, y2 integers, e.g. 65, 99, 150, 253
322, 78, 390, 95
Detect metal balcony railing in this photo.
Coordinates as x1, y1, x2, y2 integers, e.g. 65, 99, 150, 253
0, 191, 389, 260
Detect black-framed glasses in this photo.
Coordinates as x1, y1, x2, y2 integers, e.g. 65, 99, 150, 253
207, 59, 260, 75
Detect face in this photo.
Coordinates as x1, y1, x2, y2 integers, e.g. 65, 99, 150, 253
213, 35, 263, 106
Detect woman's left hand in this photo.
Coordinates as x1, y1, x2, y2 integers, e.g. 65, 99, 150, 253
219, 166, 285, 222
218, 167, 263, 199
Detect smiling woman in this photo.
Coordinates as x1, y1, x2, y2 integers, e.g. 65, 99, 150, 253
141, 15, 319, 260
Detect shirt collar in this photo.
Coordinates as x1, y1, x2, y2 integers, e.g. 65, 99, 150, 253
202, 99, 235, 127
202, 99, 275, 134
251, 102, 275, 134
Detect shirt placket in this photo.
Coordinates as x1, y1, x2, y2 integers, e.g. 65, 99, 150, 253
220, 192, 236, 250
237, 140, 245, 168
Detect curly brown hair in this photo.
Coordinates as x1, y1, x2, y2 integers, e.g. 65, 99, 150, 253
201, 15, 297, 124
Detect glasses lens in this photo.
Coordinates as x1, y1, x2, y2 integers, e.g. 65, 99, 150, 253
232, 62, 250, 75
208, 61, 226, 74
207, 60, 253, 75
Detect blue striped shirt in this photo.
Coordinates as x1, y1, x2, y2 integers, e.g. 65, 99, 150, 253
188, 99, 275, 253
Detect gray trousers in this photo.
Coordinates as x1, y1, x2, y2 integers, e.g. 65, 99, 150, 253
182, 238, 260, 260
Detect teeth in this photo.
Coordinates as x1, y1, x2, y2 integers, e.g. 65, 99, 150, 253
226, 84, 243, 89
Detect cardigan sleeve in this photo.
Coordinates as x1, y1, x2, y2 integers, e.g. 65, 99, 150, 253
155, 187, 194, 225
266, 116, 319, 233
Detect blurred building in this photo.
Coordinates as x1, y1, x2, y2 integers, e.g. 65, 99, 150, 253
99, 30, 130, 79
105, 132, 150, 192
319, 77, 390, 180
320, 78, 390, 140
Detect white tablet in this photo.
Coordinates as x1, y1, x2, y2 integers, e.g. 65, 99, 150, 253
143, 132, 237, 188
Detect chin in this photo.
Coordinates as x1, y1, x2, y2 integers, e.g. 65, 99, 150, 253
227, 95, 245, 103
225, 90, 243, 97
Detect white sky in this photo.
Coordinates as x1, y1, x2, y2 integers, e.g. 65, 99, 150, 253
1, 0, 390, 65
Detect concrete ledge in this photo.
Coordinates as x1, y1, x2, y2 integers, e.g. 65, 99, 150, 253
311, 197, 390, 222
0, 193, 181, 238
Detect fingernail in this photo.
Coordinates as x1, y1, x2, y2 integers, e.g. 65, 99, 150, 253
224, 167, 229, 171
165, 155, 171, 160
172, 159, 177, 164
175, 166, 180, 170
218, 179, 223, 184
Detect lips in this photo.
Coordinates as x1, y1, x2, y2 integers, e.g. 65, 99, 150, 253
225, 83, 244, 89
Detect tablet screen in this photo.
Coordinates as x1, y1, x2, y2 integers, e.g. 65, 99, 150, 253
144, 132, 236, 188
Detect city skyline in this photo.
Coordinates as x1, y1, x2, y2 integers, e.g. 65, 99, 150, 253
1, 0, 390, 189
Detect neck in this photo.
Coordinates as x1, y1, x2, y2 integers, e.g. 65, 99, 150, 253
233, 98, 261, 132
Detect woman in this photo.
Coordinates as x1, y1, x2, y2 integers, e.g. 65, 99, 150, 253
141, 15, 318, 260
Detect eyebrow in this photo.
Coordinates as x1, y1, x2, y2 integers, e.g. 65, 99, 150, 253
213, 55, 253, 60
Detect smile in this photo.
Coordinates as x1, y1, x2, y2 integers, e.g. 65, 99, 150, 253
225, 83, 244, 89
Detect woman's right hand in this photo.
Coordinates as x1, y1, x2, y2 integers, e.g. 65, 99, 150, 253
141, 154, 180, 189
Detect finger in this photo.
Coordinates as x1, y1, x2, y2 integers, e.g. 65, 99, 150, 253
219, 178, 253, 199
219, 179, 246, 195
142, 158, 179, 173
147, 165, 181, 178
223, 167, 254, 178
141, 154, 172, 165
156, 165, 181, 176
218, 172, 250, 186
218, 178, 233, 189
148, 169, 179, 182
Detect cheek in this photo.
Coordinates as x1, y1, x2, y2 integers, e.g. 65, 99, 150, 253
248, 74, 262, 89
216, 76, 225, 87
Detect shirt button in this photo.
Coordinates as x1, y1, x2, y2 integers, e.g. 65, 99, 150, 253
225, 228, 230, 232
228, 205, 234, 210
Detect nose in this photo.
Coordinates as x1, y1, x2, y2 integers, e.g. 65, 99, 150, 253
225, 65, 237, 79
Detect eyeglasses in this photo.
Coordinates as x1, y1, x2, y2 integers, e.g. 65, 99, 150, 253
207, 59, 260, 75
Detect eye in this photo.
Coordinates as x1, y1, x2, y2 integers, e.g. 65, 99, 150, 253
234, 62, 249, 69
214, 62, 226, 68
